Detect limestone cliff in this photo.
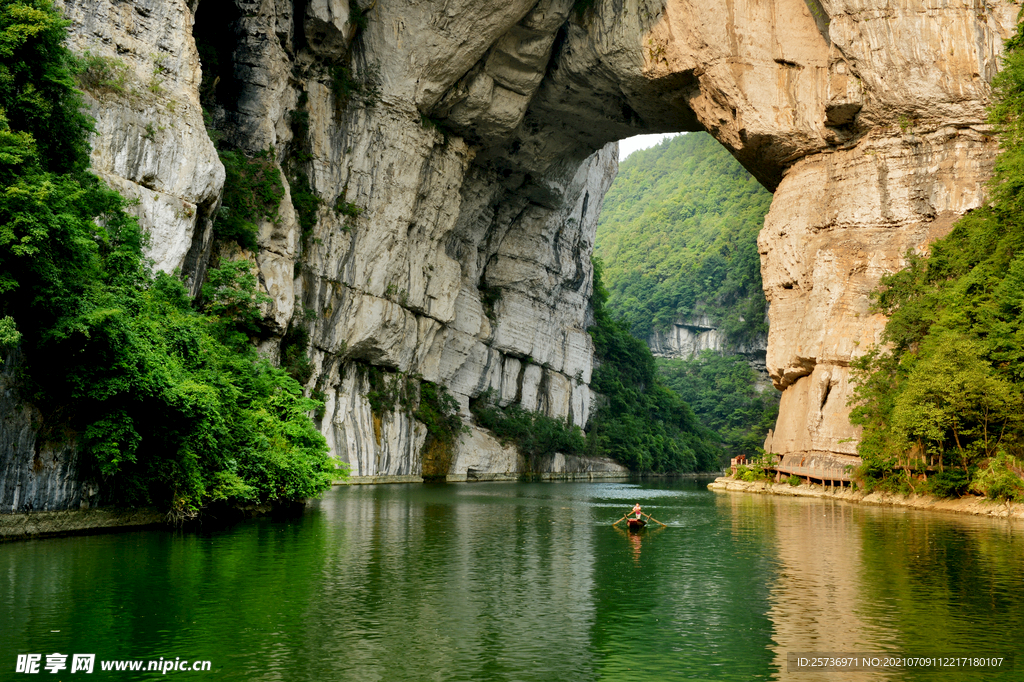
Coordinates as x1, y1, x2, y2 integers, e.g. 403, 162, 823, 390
2, 0, 1018, 508
647, 316, 766, 367
635, 0, 1017, 467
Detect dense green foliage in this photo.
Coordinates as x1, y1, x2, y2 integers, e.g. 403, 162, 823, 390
586, 259, 720, 471
0, 0, 90, 177
657, 352, 778, 459
470, 388, 588, 462
414, 380, 466, 447
75, 51, 128, 97
280, 324, 315, 384
849, 20, 1024, 501
594, 133, 772, 343
589, 133, 778, 466
0, 0, 337, 517
216, 149, 284, 251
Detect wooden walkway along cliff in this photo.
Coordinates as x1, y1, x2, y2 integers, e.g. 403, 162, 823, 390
731, 452, 859, 486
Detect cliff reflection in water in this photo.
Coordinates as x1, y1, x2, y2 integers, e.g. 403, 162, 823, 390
309, 483, 601, 681
721, 493, 1024, 682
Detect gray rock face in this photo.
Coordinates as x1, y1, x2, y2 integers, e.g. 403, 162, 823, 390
447, 426, 628, 481
648, 317, 767, 363
2, 0, 1019, 509
54, 0, 223, 291
0, 353, 99, 512
647, 316, 771, 395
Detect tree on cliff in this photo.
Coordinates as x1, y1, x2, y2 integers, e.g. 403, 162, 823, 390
849, 19, 1024, 501
0, 0, 338, 518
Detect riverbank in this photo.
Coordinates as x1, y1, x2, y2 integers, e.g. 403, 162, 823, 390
708, 477, 1024, 519
0, 507, 165, 541
337, 471, 716, 484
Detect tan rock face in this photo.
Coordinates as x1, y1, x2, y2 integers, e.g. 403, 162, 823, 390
749, 0, 1015, 458
642, 0, 834, 187
29, 0, 1019, 495
760, 127, 997, 454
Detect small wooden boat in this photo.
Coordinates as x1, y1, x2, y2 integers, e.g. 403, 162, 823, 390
627, 517, 646, 531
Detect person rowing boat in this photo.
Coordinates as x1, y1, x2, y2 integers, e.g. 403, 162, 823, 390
611, 505, 666, 528
626, 503, 646, 531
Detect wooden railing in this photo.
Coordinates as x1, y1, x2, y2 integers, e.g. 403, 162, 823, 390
731, 453, 856, 484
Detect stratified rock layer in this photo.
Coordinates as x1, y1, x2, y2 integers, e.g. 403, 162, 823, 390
1, 0, 1018, 508
647, 315, 768, 376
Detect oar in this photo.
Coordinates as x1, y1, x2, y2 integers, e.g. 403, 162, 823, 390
611, 512, 631, 527
642, 512, 667, 527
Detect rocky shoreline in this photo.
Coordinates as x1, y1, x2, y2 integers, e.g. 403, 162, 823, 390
709, 477, 1024, 520
0, 508, 165, 542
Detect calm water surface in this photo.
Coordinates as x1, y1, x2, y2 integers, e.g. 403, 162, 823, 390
2, 480, 1022, 681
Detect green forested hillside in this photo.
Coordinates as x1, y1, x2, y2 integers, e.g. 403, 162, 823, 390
595, 133, 772, 342
590, 133, 778, 461
585, 260, 720, 472
657, 353, 778, 459
849, 21, 1024, 501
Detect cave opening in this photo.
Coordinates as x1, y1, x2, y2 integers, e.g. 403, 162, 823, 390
192, 0, 243, 115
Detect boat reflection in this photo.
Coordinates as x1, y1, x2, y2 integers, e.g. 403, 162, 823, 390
614, 523, 665, 565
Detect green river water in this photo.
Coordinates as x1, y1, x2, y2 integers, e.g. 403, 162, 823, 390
2, 479, 1023, 681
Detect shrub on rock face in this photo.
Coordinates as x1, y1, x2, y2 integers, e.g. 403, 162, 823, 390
971, 453, 1024, 502
414, 381, 464, 446
216, 149, 284, 251
470, 389, 586, 463
927, 469, 970, 498
75, 51, 129, 96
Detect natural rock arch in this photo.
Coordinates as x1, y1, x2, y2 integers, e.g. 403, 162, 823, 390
410, 0, 1017, 473
36, 0, 1023, 491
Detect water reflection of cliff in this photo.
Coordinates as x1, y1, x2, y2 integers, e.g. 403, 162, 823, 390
725, 495, 880, 682
311, 484, 600, 681
721, 493, 1024, 682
